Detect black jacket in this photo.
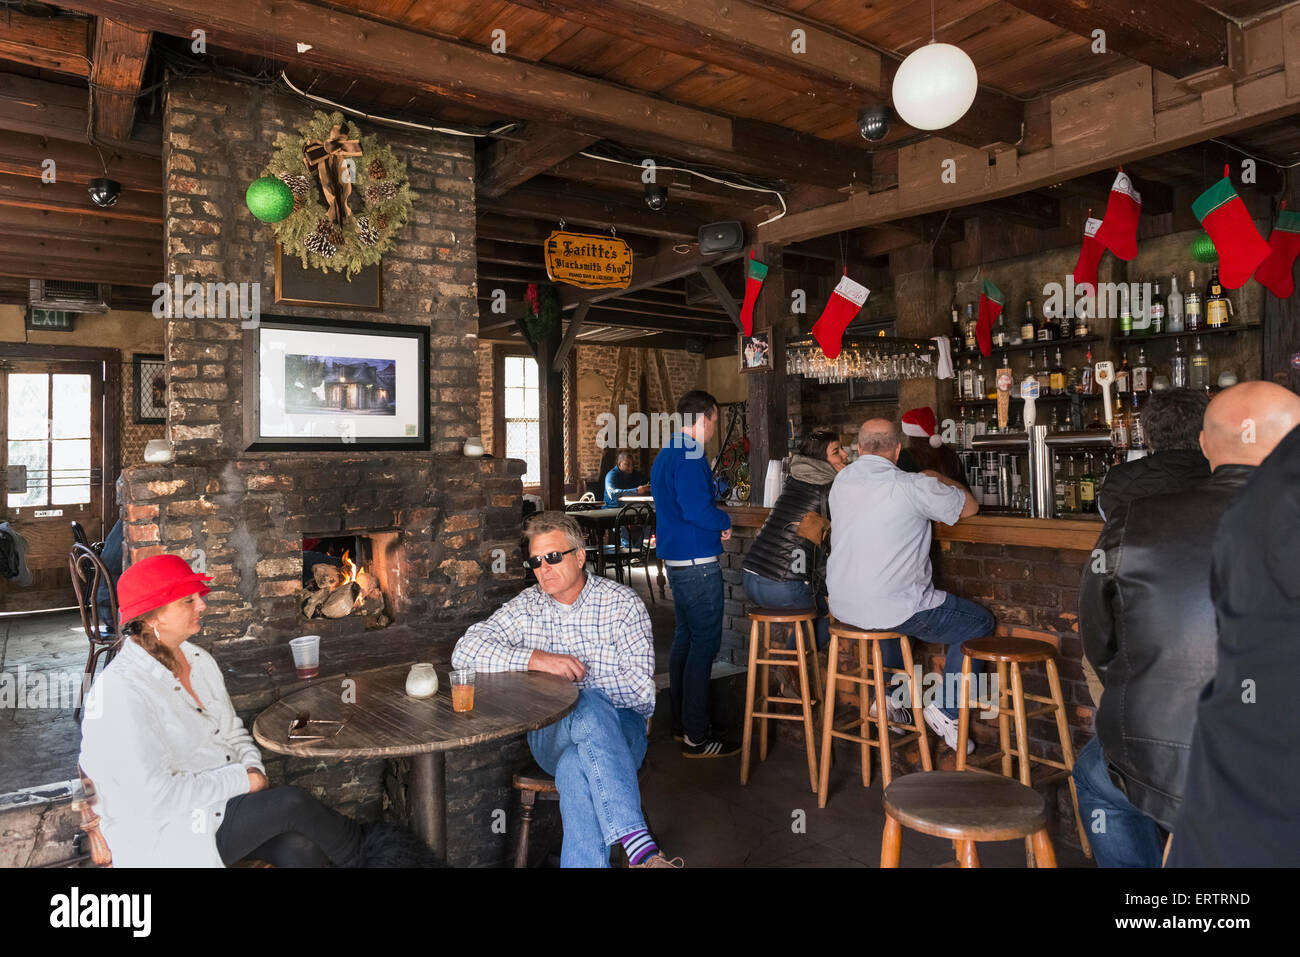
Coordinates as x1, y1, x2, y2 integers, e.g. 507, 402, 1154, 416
742, 456, 835, 584
1097, 448, 1209, 520
1171, 425, 1300, 867
1079, 464, 1254, 830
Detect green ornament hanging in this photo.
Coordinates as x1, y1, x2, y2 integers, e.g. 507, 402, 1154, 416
1190, 231, 1218, 264
245, 175, 295, 223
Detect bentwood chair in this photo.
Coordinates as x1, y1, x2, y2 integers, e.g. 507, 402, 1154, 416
606, 503, 658, 603
68, 543, 122, 722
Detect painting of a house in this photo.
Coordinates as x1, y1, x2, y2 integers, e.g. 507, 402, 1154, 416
284, 354, 398, 415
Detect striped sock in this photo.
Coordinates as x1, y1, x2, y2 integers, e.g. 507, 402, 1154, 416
621, 828, 658, 866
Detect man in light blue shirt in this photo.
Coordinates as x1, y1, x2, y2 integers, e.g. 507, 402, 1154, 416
827, 418, 989, 753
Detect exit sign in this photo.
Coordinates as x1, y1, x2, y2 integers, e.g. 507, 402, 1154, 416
26, 308, 75, 331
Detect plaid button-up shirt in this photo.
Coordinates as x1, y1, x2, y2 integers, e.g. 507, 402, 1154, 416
451, 572, 656, 718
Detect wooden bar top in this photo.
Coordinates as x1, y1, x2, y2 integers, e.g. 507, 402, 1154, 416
723, 506, 1101, 552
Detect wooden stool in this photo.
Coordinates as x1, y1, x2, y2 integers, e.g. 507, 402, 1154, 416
881, 770, 1057, 867
817, 619, 931, 808
512, 767, 559, 868
954, 627, 1091, 861
741, 607, 823, 792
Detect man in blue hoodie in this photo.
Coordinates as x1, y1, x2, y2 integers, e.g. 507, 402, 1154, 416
651, 390, 738, 758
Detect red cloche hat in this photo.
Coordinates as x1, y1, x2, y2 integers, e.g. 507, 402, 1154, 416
117, 553, 212, 624
901, 406, 944, 448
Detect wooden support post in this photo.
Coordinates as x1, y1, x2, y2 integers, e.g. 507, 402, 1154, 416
536, 325, 566, 509
746, 245, 787, 489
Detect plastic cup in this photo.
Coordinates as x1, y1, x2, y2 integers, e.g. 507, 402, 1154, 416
289, 635, 320, 679
449, 668, 475, 713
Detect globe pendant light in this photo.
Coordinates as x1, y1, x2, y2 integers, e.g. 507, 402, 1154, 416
891, 40, 979, 131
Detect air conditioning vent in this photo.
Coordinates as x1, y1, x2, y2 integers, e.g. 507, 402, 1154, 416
29, 279, 111, 314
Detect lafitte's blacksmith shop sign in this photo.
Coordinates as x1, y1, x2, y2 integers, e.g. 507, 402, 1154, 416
544, 230, 634, 289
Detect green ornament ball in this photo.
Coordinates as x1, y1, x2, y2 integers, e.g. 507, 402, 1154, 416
1190, 232, 1218, 264
245, 175, 295, 223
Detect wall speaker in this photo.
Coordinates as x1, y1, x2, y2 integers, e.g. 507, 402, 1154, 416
698, 221, 744, 255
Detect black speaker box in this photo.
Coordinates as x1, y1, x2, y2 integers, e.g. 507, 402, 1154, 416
698, 221, 745, 255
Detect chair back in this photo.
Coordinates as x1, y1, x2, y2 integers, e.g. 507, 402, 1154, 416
612, 502, 655, 564
70, 521, 90, 548
69, 542, 121, 648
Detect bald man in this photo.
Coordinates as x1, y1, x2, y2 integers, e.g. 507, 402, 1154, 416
1076, 382, 1300, 867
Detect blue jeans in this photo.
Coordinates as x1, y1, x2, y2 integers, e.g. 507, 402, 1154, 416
877, 591, 993, 720
666, 561, 724, 741
1071, 736, 1164, 868
527, 689, 649, 869
742, 572, 830, 650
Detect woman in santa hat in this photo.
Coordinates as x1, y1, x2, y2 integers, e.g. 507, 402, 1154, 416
896, 406, 968, 489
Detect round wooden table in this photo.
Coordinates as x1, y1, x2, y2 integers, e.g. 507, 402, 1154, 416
253, 664, 578, 862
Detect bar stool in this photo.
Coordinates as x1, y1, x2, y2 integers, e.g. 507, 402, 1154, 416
741, 607, 823, 792
817, 618, 931, 808
880, 770, 1057, 868
954, 626, 1091, 861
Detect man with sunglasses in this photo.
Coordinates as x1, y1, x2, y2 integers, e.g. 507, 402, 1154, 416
452, 512, 680, 868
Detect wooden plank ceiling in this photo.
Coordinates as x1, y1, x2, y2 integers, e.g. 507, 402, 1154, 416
1, 0, 1299, 341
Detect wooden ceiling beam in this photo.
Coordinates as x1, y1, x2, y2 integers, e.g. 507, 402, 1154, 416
0, 130, 162, 191
556, 244, 747, 311
475, 213, 662, 257
0, 9, 91, 76
480, 179, 707, 241
0, 174, 162, 223
0, 72, 161, 156
52, 0, 869, 189
3, 206, 161, 247
89, 18, 153, 142
476, 122, 598, 199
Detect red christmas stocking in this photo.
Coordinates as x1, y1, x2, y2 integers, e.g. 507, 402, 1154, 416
1193, 167, 1271, 289
738, 250, 769, 335
812, 274, 870, 359
976, 279, 1003, 358
1255, 208, 1300, 298
1072, 216, 1105, 296
1094, 170, 1142, 261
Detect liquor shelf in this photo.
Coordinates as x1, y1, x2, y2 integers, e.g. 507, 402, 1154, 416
951, 334, 1101, 360
1112, 322, 1262, 344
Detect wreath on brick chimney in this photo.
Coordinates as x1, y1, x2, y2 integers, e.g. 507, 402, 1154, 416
262, 110, 413, 277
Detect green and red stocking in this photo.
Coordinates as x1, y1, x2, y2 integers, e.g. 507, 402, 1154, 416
812, 273, 870, 359
1192, 166, 1270, 289
738, 250, 769, 335
976, 279, 1004, 357
1256, 207, 1300, 299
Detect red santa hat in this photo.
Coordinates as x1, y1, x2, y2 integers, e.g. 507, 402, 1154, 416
901, 406, 943, 448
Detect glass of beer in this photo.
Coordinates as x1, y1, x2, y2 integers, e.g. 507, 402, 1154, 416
449, 669, 475, 713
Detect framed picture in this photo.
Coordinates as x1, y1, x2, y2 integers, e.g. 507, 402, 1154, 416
274, 245, 383, 311
739, 332, 771, 373
133, 354, 167, 424
242, 316, 428, 451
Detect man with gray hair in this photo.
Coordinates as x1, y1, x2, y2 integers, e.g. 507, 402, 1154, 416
826, 418, 985, 753
453, 511, 679, 867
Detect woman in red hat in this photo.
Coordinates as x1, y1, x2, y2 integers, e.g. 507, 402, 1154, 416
78, 553, 429, 867
897, 406, 968, 488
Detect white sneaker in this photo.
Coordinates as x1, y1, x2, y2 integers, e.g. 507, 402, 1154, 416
923, 704, 975, 755
868, 699, 912, 734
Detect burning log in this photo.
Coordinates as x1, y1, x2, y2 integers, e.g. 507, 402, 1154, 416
313, 564, 342, 590
320, 582, 363, 619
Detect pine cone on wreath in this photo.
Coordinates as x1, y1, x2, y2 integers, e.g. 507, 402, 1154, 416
304, 221, 343, 257
374, 212, 389, 230
368, 159, 386, 180
280, 174, 310, 198
356, 215, 380, 246
365, 181, 398, 203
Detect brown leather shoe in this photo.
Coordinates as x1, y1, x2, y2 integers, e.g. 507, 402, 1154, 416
634, 852, 685, 868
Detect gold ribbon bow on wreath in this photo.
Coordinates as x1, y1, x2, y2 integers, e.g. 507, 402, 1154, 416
302, 124, 363, 225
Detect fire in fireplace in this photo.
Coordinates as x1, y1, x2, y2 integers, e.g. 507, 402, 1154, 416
300, 535, 393, 627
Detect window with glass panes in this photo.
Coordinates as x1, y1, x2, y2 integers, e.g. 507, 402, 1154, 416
503, 355, 540, 485
6, 372, 93, 508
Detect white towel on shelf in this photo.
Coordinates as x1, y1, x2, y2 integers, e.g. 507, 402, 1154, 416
932, 337, 954, 380
762, 459, 784, 508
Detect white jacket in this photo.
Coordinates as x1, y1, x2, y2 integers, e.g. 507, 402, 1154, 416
78, 638, 264, 867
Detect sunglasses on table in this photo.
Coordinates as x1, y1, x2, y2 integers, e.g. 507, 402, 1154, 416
523, 547, 581, 569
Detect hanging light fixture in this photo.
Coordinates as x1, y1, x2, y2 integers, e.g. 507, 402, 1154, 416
890, 1, 978, 131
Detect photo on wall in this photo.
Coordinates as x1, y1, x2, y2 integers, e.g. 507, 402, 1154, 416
283, 355, 397, 416
739, 331, 771, 373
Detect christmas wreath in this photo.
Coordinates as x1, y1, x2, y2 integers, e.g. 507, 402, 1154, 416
263, 110, 413, 277
523, 282, 561, 344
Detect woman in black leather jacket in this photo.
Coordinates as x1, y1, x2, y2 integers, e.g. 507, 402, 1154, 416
741, 428, 847, 650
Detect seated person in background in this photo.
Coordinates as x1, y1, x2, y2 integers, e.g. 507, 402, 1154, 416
895, 406, 968, 488
742, 428, 847, 656
826, 418, 985, 753
603, 451, 650, 507
1097, 388, 1210, 520
95, 518, 124, 625
452, 512, 678, 868
1077, 382, 1300, 867
78, 555, 427, 867
1171, 420, 1300, 867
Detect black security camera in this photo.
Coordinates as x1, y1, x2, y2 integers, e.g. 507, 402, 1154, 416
89, 178, 121, 208
644, 183, 668, 211
858, 106, 891, 142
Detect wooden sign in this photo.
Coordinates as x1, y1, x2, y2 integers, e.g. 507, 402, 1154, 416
544, 231, 633, 289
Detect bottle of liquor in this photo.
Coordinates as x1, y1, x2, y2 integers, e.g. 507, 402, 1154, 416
1113, 400, 1130, 451
1119, 288, 1133, 337
1129, 391, 1146, 451
1184, 269, 1202, 331
1205, 267, 1231, 329
950, 302, 962, 355
1049, 406, 1061, 433
1149, 280, 1165, 335
1190, 336, 1210, 391
1171, 337, 1189, 389
965, 302, 978, 351
1064, 456, 1079, 513
1079, 455, 1097, 513
974, 360, 987, 401
1167, 274, 1184, 332
961, 357, 975, 401
1074, 296, 1090, 338
1050, 347, 1066, 395
1054, 461, 1067, 516
1025, 348, 1038, 389
1020, 300, 1036, 344
1038, 302, 1057, 341
1081, 344, 1095, 394
992, 307, 1007, 349
1115, 350, 1131, 394
1131, 282, 1149, 337
1132, 346, 1151, 394
1036, 348, 1052, 396
1059, 300, 1073, 340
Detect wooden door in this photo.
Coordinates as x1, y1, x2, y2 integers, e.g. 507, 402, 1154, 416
0, 346, 119, 613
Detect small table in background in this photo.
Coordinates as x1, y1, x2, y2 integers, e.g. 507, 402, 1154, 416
253, 663, 577, 862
